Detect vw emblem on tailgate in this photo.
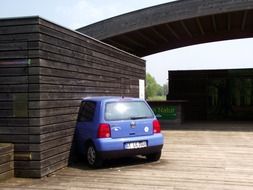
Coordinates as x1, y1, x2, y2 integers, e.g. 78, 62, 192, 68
130, 121, 136, 128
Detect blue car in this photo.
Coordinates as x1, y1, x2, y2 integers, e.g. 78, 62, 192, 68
75, 96, 164, 167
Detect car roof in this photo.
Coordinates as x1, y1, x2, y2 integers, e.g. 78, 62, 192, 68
82, 96, 143, 102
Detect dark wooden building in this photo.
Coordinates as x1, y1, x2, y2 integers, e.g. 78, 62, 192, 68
0, 144, 13, 181
168, 69, 253, 121
0, 16, 145, 178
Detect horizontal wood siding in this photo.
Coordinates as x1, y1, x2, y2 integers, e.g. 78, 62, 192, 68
0, 144, 14, 181
35, 17, 145, 177
0, 17, 42, 177
0, 16, 145, 178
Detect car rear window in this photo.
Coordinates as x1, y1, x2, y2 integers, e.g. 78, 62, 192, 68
105, 101, 154, 121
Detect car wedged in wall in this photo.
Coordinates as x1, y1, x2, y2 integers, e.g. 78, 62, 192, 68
75, 96, 164, 168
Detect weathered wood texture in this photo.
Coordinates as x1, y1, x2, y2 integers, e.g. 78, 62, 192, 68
1, 123, 253, 189
0, 16, 145, 178
0, 144, 14, 181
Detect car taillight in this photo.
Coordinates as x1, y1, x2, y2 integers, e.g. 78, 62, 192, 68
97, 123, 111, 138
153, 120, 161, 133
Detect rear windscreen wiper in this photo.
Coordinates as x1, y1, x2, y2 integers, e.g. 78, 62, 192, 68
130, 116, 148, 120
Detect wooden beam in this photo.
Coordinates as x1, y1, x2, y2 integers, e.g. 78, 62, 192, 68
227, 13, 231, 31
136, 31, 157, 46
196, 18, 205, 35
150, 27, 168, 42
165, 24, 180, 40
180, 20, 193, 38
120, 35, 146, 49
212, 15, 217, 32
241, 10, 248, 31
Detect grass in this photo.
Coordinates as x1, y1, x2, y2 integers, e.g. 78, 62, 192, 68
147, 96, 166, 101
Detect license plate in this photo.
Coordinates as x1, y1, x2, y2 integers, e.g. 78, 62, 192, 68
124, 141, 147, 149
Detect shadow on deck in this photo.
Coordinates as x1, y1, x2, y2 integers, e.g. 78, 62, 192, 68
161, 121, 253, 132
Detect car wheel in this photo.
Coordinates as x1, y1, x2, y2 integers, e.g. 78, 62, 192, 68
86, 143, 103, 168
146, 151, 161, 162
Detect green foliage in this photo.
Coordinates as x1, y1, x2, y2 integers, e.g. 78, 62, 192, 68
146, 73, 167, 100
146, 73, 158, 98
147, 96, 166, 101
162, 83, 168, 95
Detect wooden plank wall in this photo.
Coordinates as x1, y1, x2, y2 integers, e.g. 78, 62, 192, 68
0, 16, 145, 178
0, 17, 41, 178
0, 144, 14, 181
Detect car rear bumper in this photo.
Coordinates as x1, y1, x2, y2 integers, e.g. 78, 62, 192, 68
98, 145, 163, 159
93, 133, 164, 159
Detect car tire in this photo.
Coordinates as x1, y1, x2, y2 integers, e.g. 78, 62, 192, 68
146, 151, 161, 162
86, 143, 103, 168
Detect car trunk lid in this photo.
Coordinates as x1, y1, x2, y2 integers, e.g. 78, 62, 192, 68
109, 119, 153, 138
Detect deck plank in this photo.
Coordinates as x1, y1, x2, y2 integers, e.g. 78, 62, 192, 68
1, 124, 253, 189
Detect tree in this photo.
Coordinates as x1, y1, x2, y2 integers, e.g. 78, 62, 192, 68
146, 73, 158, 98
162, 83, 168, 96
146, 73, 166, 99
146, 73, 169, 100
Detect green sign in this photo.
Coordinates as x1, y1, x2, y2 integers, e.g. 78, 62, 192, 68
152, 106, 177, 120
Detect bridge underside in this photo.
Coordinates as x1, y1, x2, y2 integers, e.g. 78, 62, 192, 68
78, 1, 253, 57
107, 10, 253, 57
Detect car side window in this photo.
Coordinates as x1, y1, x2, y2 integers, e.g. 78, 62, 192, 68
78, 101, 96, 122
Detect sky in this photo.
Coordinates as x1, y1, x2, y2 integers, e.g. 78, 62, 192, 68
1, 0, 253, 85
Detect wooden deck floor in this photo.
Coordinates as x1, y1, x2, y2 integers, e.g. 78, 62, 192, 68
1, 122, 253, 189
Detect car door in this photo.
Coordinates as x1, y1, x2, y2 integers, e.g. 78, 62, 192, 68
76, 101, 97, 148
